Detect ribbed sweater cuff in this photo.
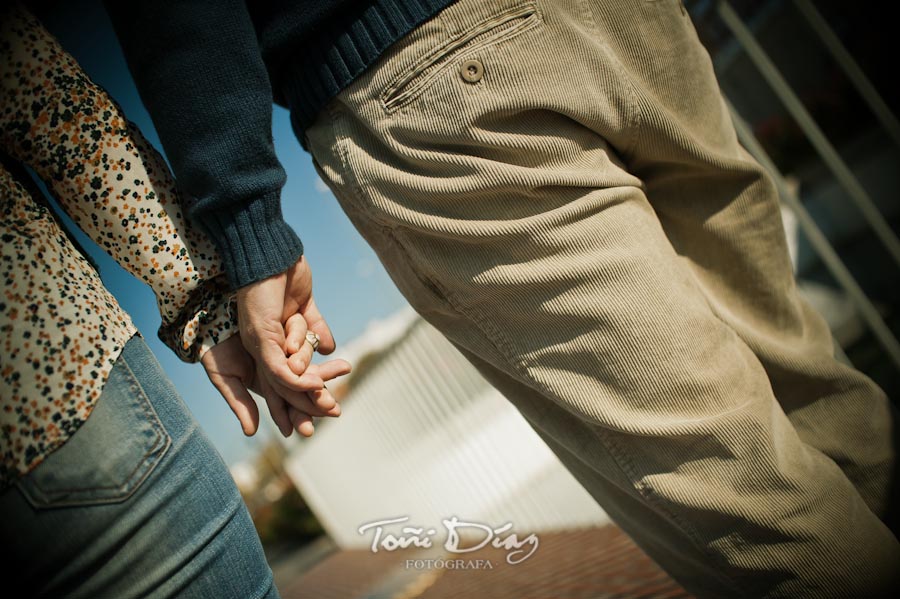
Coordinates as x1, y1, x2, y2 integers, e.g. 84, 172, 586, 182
201, 192, 304, 290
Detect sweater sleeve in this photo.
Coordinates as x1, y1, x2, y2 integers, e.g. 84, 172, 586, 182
103, 0, 304, 290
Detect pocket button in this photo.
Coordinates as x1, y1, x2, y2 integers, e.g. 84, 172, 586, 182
460, 59, 484, 83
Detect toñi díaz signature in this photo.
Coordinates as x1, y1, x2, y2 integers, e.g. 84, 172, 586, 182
357, 515, 540, 564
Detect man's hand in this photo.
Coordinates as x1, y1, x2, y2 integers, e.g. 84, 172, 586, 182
201, 333, 351, 437
235, 255, 337, 433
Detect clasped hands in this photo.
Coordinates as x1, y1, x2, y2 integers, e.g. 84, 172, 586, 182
201, 255, 351, 438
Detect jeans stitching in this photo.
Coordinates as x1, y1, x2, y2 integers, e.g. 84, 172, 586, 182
22, 339, 172, 503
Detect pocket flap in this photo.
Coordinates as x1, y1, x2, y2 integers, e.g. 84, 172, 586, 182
16, 352, 171, 508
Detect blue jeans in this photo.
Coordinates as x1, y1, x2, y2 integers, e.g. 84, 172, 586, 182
0, 333, 279, 598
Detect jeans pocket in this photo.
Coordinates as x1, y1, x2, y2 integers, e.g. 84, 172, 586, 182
16, 340, 171, 508
380, 0, 541, 112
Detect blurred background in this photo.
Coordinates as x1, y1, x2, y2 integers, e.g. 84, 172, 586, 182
26, 0, 900, 596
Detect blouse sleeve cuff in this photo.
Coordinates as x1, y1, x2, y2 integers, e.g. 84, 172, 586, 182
158, 274, 239, 363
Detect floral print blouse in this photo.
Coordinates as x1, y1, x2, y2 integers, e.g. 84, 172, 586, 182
0, 5, 239, 488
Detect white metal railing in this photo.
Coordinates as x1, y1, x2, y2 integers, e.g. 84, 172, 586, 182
728, 103, 900, 368
791, 0, 900, 150
715, 0, 900, 369
717, 1, 900, 269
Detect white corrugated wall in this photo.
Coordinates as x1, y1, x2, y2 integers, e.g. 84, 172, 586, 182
281, 309, 608, 548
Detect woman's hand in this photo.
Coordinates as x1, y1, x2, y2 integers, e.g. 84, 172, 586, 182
200, 333, 351, 437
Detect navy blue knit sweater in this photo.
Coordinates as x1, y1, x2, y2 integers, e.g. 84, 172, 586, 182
104, 0, 454, 289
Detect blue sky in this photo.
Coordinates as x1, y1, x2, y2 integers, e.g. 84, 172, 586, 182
36, 2, 409, 464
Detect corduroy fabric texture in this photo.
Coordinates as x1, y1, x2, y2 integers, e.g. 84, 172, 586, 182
281, 0, 458, 137
306, 0, 899, 596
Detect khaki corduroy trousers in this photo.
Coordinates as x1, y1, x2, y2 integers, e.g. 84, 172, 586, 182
305, 0, 900, 595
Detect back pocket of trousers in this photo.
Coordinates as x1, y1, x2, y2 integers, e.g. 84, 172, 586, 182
16, 348, 171, 508
381, 1, 541, 112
